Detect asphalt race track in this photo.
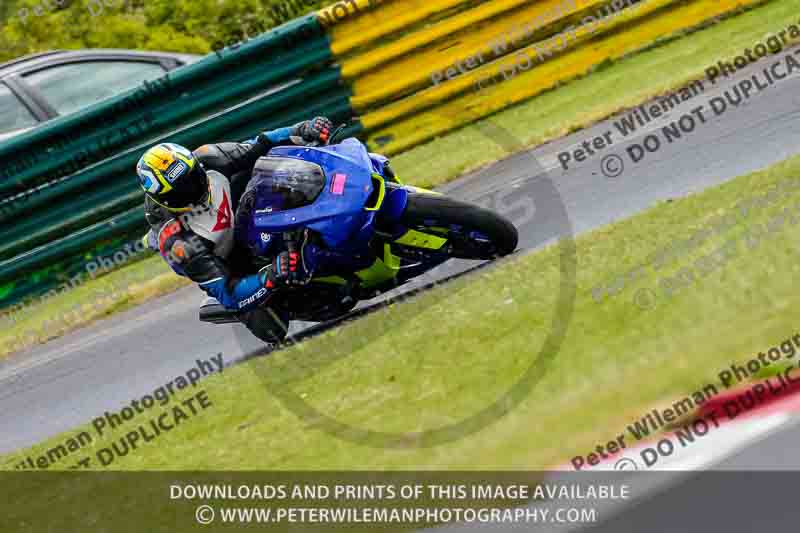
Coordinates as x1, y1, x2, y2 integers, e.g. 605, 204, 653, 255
3, 45, 800, 466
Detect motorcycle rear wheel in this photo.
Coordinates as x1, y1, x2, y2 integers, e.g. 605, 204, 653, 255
400, 194, 518, 259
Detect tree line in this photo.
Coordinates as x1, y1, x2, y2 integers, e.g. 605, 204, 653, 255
0, 0, 330, 63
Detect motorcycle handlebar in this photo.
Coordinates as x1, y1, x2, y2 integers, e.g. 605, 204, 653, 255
326, 123, 348, 145
283, 232, 299, 253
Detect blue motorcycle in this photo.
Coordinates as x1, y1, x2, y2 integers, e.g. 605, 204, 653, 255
200, 133, 518, 341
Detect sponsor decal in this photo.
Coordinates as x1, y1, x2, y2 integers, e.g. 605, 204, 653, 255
331, 173, 347, 195
167, 161, 187, 181
238, 287, 268, 309
212, 190, 232, 232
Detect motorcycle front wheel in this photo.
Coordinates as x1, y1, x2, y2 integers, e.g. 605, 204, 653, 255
399, 193, 518, 260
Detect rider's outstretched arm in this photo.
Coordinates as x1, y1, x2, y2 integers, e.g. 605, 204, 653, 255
250, 117, 332, 147
194, 117, 333, 180
192, 139, 273, 182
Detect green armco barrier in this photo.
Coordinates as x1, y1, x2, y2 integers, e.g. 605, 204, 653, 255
0, 20, 332, 197
0, 179, 142, 260
0, 207, 146, 287
0, 233, 149, 310
220, 95, 360, 144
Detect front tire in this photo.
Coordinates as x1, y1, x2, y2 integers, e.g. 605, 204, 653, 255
400, 194, 518, 259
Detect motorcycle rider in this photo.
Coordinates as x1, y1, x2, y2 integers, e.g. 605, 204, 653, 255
137, 117, 333, 343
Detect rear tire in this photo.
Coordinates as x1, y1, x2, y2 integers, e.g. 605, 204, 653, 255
401, 194, 518, 259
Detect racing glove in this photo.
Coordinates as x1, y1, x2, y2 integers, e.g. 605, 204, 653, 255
255, 117, 332, 147
199, 252, 306, 313
262, 249, 314, 287
290, 116, 333, 146
201, 251, 311, 313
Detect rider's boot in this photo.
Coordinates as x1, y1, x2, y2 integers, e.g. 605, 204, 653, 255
237, 306, 289, 346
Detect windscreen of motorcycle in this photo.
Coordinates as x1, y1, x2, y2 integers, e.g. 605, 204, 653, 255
250, 156, 326, 212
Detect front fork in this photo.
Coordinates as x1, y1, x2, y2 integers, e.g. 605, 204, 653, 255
375, 182, 409, 232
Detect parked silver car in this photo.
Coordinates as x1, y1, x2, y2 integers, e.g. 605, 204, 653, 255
0, 49, 200, 141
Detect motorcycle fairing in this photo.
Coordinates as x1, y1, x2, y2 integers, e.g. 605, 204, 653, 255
250, 139, 377, 252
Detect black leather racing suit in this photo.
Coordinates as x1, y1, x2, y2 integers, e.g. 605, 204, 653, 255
143, 135, 292, 341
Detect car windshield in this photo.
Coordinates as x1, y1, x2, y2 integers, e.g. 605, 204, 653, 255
251, 156, 326, 211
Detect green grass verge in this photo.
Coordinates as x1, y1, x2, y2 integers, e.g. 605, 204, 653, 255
5, 151, 800, 473
392, 0, 799, 188
2, 0, 795, 358
0, 254, 189, 359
